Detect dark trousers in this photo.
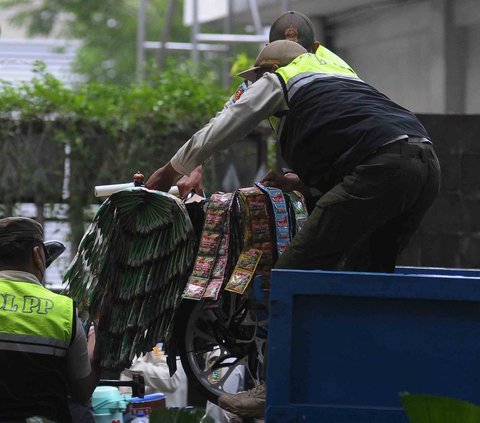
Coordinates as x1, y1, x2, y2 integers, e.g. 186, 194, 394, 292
275, 139, 441, 273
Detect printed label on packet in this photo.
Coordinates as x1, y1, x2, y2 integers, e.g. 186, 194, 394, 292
250, 219, 270, 241
255, 182, 291, 258
247, 196, 267, 211
199, 232, 222, 255
236, 251, 261, 272
286, 191, 309, 234
192, 256, 216, 279
211, 256, 228, 279
204, 209, 225, 232
217, 236, 228, 256
277, 226, 290, 239
202, 278, 225, 300
225, 248, 262, 295
182, 276, 209, 300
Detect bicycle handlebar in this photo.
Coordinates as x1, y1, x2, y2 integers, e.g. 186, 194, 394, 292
94, 183, 179, 198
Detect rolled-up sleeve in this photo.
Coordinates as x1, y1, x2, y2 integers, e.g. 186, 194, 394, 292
170, 73, 288, 175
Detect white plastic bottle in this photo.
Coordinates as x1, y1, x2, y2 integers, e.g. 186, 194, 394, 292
131, 411, 149, 422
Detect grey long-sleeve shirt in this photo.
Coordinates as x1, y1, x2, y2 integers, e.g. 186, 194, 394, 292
170, 73, 288, 175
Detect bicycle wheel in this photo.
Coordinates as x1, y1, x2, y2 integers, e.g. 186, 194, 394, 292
177, 292, 265, 404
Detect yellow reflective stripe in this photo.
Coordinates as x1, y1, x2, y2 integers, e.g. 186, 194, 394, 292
0, 279, 73, 343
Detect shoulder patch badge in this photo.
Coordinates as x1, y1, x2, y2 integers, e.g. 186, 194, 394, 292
226, 81, 249, 107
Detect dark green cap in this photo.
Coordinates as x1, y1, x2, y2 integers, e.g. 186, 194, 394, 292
0, 217, 44, 244
269, 11, 316, 50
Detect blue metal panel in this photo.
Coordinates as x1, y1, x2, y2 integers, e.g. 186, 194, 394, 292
396, 266, 480, 277
266, 405, 407, 423
266, 268, 480, 422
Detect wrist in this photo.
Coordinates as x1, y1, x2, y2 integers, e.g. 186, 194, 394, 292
283, 173, 306, 192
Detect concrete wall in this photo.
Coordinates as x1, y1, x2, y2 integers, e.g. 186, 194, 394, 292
397, 114, 480, 269
330, 0, 480, 114
465, 23, 480, 112
324, 0, 480, 268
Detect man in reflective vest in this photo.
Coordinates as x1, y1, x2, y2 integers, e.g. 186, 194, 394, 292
0, 217, 100, 422
146, 39, 440, 417
266, 10, 358, 211
270, 10, 357, 76
173, 11, 358, 200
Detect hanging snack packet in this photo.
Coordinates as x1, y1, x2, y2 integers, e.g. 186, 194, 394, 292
183, 192, 234, 301
225, 248, 262, 294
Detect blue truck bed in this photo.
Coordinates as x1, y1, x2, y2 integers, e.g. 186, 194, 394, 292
266, 267, 480, 422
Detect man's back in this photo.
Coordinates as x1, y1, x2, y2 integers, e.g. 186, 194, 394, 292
0, 273, 75, 422
275, 52, 430, 191
0, 217, 96, 423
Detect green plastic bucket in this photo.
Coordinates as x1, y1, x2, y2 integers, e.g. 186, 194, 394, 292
92, 386, 128, 423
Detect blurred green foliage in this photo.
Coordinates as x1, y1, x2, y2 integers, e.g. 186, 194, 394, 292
150, 407, 214, 423
0, 62, 226, 247
400, 393, 480, 423
0, 0, 258, 86
0, 0, 271, 256
1, 0, 198, 84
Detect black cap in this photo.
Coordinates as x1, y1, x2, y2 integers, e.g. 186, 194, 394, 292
0, 217, 44, 244
0, 217, 65, 268
269, 11, 316, 50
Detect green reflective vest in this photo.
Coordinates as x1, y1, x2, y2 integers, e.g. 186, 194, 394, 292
271, 45, 429, 192
0, 278, 73, 356
271, 49, 358, 136
315, 45, 357, 77
276, 51, 359, 90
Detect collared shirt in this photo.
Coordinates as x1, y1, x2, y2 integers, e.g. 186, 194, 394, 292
0, 270, 41, 285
